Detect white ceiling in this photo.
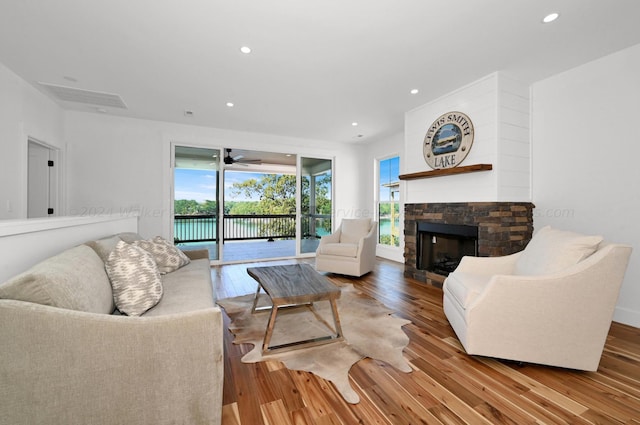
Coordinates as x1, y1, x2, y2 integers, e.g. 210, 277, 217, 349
1, 0, 640, 144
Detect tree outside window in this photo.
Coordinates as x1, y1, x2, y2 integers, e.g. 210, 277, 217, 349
379, 156, 400, 247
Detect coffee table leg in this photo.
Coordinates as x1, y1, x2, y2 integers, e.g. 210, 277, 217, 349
262, 305, 279, 353
251, 284, 262, 314
329, 299, 344, 339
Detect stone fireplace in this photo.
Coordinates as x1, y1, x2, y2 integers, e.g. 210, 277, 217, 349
404, 202, 534, 286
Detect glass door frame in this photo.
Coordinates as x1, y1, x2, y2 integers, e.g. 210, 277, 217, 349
165, 141, 335, 263
296, 155, 334, 257
374, 153, 404, 262
170, 142, 224, 264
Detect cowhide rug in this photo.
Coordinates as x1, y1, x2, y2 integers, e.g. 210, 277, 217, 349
217, 284, 412, 404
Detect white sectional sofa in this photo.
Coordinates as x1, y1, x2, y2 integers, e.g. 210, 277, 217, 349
0, 229, 223, 425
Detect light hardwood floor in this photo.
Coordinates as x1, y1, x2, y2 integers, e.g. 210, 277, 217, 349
214, 258, 640, 425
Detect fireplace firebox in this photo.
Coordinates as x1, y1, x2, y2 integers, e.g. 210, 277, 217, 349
417, 222, 478, 276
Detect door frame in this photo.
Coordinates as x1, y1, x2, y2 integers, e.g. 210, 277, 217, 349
374, 153, 404, 263
26, 137, 60, 218
162, 137, 336, 263
296, 154, 334, 257
167, 141, 224, 264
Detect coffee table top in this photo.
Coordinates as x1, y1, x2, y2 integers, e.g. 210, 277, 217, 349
246, 264, 341, 305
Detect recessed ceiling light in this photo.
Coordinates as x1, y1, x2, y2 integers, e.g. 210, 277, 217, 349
240, 46, 252, 54
542, 12, 559, 23
352, 122, 358, 126
226, 102, 234, 107
410, 89, 419, 95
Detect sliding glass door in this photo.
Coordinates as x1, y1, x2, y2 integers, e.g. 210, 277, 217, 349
222, 148, 297, 262
300, 157, 332, 254
170, 147, 333, 262
173, 146, 220, 260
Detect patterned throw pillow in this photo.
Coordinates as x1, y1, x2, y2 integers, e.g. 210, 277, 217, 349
132, 236, 190, 274
105, 241, 163, 316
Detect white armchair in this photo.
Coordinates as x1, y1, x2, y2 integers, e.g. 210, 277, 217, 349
315, 218, 377, 277
443, 226, 632, 371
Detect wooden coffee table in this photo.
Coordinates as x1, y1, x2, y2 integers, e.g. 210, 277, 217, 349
246, 263, 344, 354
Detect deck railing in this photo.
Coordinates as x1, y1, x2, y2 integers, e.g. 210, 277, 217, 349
223, 214, 296, 241
301, 213, 331, 239
174, 213, 330, 243
174, 214, 217, 243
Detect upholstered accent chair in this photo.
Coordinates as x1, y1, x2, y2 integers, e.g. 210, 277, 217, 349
315, 218, 378, 277
443, 226, 632, 371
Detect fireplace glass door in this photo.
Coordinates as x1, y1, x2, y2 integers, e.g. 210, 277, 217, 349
417, 222, 478, 276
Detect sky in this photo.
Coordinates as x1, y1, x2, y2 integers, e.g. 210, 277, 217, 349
174, 169, 266, 202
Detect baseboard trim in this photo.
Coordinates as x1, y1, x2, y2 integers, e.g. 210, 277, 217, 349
613, 306, 640, 329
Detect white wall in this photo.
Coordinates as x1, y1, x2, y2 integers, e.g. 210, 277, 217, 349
0, 62, 64, 219
0, 214, 138, 282
404, 72, 530, 203
532, 43, 640, 327
64, 111, 367, 239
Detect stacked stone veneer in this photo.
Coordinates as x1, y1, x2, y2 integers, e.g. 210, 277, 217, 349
404, 202, 535, 285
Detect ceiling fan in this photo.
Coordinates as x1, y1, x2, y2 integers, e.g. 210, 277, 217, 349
223, 148, 261, 166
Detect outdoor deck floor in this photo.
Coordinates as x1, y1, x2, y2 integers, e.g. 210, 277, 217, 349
180, 238, 320, 263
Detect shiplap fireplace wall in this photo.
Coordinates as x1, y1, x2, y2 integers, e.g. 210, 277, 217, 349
401, 72, 533, 286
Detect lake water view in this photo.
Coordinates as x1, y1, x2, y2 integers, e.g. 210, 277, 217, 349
174, 216, 399, 241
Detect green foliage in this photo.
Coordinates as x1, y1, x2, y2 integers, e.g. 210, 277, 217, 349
300, 173, 332, 234
225, 201, 260, 215
379, 234, 400, 247
378, 202, 400, 217
175, 199, 217, 215
231, 174, 297, 214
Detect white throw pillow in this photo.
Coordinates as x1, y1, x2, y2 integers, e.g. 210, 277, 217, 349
133, 236, 190, 274
340, 218, 371, 244
514, 226, 603, 275
105, 241, 163, 316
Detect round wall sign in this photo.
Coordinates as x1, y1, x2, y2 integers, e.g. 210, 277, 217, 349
423, 111, 474, 169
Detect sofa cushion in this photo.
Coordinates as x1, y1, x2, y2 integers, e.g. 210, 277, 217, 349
105, 241, 163, 316
318, 242, 359, 257
144, 258, 216, 316
340, 218, 371, 244
0, 245, 115, 314
514, 226, 603, 276
445, 272, 492, 309
117, 232, 144, 243
85, 234, 123, 262
132, 236, 190, 274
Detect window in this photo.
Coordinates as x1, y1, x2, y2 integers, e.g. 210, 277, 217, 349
378, 156, 400, 247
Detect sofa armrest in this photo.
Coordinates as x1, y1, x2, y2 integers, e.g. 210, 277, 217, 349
318, 229, 341, 246
0, 301, 223, 425
356, 224, 378, 258
182, 248, 210, 261
453, 251, 521, 276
